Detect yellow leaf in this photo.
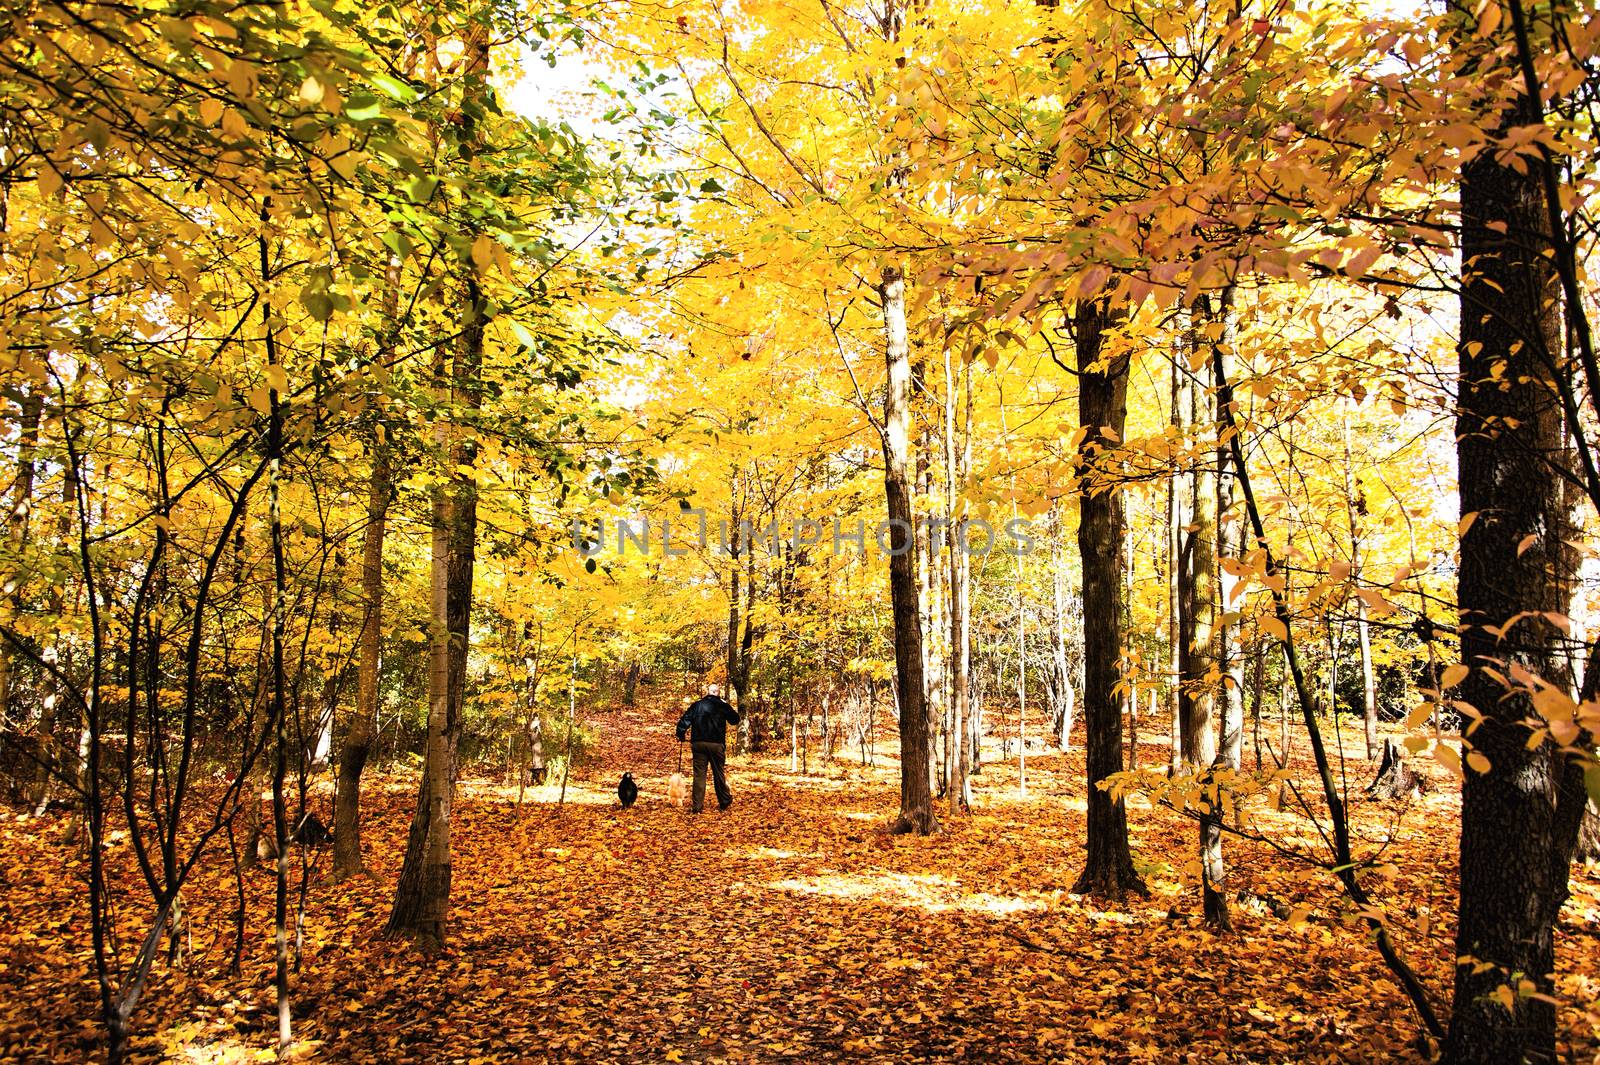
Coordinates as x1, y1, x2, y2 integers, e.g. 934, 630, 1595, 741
1530, 685, 1577, 725
472, 233, 495, 270
221, 107, 249, 139
1434, 743, 1463, 777
1403, 701, 1436, 729
1355, 587, 1396, 616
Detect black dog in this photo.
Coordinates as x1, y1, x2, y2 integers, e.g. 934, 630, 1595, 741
617, 773, 638, 808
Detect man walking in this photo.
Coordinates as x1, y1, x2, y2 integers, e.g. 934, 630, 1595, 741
675, 684, 741, 812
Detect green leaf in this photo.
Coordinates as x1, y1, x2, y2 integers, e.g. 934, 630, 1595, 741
344, 94, 383, 122
510, 320, 540, 350
300, 267, 335, 322
405, 175, 438, 204
380, 230, 413, 260
371, 73, 418, 102
301, 290, 333, 322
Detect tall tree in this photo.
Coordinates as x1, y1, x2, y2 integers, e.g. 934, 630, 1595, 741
1178, 308, 1226, 928
1208, 291, 1244, 926
880, 265, 938, 835
1444, 0, 1583, 1055
945, 347, 973, 813
1071, 298, 1143, 897
386, 21, 489, 948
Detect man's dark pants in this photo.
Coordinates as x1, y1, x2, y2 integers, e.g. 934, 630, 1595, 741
691, 741, 732, 812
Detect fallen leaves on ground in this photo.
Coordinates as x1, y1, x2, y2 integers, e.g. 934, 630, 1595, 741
1, 699, 1597, 1063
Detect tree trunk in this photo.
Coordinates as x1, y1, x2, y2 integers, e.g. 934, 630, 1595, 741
1278, 649, 1292, 808
1213, 297, 1244, 778
1343, 421, 1380, 760
1444, 9, 1580, 1055
946, 348, 972, 814
1048, 502, 1075, 749
334, 430, 390, 879
1178, 310, 1227, 928
727, 479, 747, 705
918, 413, 945, 800
880, 265, 937, 836
1070, 299, 1142, 897
386, 42, 488, 942
0, 389, 42, 729
1250, 641, 1265, 773
1166, 355, 1184, 775
739, 547, 755, 709
1178, 344, 1217, 772
1209, 294, 1243, 912
1575, 801, 1600, 864
1123, 517, 1138, 773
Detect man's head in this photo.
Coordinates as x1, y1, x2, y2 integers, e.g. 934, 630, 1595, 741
706, 682, 722, 698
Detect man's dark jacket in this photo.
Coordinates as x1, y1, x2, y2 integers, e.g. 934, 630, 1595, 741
677, 695, 740, 744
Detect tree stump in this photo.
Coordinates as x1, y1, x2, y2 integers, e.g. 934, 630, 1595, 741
1366, 738, 1425, 800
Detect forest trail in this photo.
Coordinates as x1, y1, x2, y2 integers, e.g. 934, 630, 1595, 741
2, 696, 1596, 1063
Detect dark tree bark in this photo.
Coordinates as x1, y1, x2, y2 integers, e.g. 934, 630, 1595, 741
1070, 299, 1143, 897
880, 265, 937, 836
1444, 12, 1581, 1055
333, 429, 390, 879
